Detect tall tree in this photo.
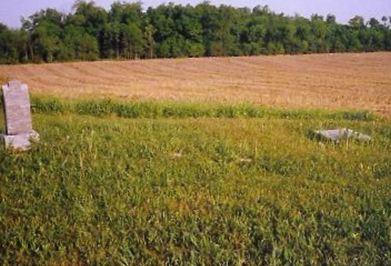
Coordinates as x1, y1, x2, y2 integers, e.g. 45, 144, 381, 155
1, 1, 391, 64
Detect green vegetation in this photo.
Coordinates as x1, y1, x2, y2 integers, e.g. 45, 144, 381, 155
0, 98, 390, 264
1, 1, 391, 63
30, 97, 377, 121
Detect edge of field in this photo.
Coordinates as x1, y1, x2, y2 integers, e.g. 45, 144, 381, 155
23, 96, 382, 122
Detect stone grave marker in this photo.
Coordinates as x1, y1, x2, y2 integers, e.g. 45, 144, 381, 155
1, 80, 39, 150
312, 128, 371, 142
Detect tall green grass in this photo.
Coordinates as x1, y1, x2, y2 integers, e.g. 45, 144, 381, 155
30, 96, 377, 121
0, 99, 389, 264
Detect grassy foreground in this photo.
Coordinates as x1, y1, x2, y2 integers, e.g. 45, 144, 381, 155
0, 99, 390, 265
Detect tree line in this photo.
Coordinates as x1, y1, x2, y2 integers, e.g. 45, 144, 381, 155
1, 0, 391, 64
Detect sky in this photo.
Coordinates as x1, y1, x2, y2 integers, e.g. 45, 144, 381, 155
0, 0, 390, 28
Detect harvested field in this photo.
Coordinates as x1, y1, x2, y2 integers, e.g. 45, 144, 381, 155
0, 52, 390, 115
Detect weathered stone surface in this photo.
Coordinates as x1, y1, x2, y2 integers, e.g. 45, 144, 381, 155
313, 128, 371, 142
1, 80, 39, 151
2, 80, 33, 135
0, 130, 39, 151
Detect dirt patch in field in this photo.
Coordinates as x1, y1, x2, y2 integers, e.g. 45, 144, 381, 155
1, 52, 390, 116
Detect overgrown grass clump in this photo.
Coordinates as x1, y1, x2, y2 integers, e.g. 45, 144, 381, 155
0, 99, 390, 264
30, 96, 377, 121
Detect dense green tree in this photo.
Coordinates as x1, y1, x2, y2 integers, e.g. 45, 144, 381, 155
21, 8, 65, 62
0, 23, 19, 63
1, 1, 391, 64
144, 23, 156, 58
326, 14, 336, 24
70, 0, 107, 58
349, 15, 365, 29
61, 25, 99, 60
107, 1, 145, 59
71, 0, 107, 36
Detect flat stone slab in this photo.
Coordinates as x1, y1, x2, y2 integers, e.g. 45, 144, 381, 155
313, 128, 371, 142
0, 130, 39, 151
2, 80, 33, 135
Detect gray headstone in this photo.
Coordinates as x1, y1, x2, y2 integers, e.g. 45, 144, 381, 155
1, 80, 39, 151
2, 131, 39, 151
313, 128, 371, 142
2, 80, 33, 135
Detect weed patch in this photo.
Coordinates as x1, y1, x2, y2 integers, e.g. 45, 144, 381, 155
0, 101, 389, 264
30, 96, 378, 121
